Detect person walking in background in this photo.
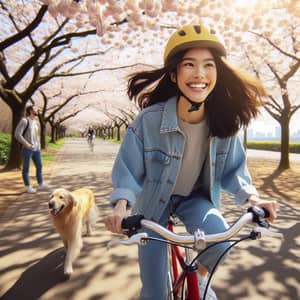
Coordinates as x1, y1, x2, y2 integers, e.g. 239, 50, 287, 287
87, 127, 95, 143
15, 105, 49, 193
104, 24, 278, 300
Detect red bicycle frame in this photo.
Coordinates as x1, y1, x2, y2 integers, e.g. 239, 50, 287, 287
168, 219, 201, 300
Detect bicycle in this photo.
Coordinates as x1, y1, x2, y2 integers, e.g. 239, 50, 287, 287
108, 206, 283, 300
87, 133, 94, 151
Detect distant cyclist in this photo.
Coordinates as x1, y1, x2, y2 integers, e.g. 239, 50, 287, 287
87, 127, 95, 144
104, 24, 278, 300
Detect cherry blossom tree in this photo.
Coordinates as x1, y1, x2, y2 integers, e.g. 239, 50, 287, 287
48, 104, 89, 142
227, 2, 300, 170
1, 0, 299, 171
43, 0, 299, 169
36, 87, 102, 148
101, 103, 139, 140
0, 0, 132, 169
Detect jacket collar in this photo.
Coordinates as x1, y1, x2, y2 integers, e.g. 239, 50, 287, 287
160, 96, 180, 134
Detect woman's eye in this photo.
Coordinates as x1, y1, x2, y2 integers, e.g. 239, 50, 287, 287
183, 62, 194, 67
205, 63, 215, 68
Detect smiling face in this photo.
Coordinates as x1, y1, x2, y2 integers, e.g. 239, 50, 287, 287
48, 188, 75, 217
175, 47, 217, 105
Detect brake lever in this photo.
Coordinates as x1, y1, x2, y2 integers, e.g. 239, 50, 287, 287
254, 226, 284, 239
107, 232, 148, 249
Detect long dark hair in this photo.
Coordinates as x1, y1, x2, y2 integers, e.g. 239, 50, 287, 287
127, 49, 266, 138
127, 53, 182, 108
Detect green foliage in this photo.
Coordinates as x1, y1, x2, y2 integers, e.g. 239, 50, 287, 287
42, 138, 65, 163
46, 138, 65, 150
108, 137, 122, 144
290, 143, 300, 153
247, 141, 300, 153
42, 152, 56, 163
247, 141, 280, 152
0, 133, 65, 165
0, 134, 11, 164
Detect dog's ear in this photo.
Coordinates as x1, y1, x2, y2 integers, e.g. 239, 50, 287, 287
69, 194, 78, 207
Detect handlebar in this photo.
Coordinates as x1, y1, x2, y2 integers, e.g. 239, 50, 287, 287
107, 206, 283, 249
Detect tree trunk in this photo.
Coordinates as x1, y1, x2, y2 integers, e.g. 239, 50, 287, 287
40, 121, 46, 149
117, 125, 121, 141
111, 128, 114, 139
4, 107, 24, 170
50, 125, 55, 143
55, 126, 58, 141
278, 118, 290, 170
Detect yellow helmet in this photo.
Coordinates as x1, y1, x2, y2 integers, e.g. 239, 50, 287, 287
164, 24, 226, 63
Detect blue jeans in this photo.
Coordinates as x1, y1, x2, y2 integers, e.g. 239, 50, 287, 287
21, 148, 43, 186
138, 193, 230, 300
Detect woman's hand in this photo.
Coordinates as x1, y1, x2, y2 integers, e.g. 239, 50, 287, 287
248, 195, 278, 222
104, 199, 128, 234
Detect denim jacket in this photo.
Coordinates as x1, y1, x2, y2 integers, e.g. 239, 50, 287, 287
110, 96, 258, 221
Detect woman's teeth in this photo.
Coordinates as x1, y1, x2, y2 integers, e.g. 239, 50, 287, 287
189, 83, 208, 89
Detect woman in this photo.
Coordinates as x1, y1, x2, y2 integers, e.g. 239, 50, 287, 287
104, 24, 278, 300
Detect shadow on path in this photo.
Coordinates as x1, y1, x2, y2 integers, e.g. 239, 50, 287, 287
1, 249, 67, 300
0, 138, 299, 300
213, 192, 300, 300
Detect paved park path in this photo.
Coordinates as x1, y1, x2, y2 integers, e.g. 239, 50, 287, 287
0, 138, 299, 300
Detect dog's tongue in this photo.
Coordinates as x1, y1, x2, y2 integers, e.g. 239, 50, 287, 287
51, 209, 58, 216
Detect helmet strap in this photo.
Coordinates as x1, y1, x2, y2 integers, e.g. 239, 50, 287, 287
172, 72, 215, 112
173, 73, 207, 112
178, 90, 207, 112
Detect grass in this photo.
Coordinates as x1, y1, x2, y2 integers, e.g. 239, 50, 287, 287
42, 138, 65, 164
247, 141, 300, 153
108, 137, 122, 144
46, 138, 65, 150
0, 133, 65, 166
0, 133, 11, 164
0, 136, 65, 216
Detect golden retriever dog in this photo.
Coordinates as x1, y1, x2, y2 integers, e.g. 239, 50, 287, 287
48, 188, 98, 275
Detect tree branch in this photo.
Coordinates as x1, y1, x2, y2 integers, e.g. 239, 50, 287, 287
282, 60, 300, 83
0, 51, 9, 79
249, 31, 300, 61
266, 63, 284, 87
0, 5, 48, 51
6, 27, 101, 89
51, 62, 155, 78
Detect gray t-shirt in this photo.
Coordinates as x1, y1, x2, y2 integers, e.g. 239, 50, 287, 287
29, 119, 39, 151
173, 118, 209, 196
14, 117, 40, 151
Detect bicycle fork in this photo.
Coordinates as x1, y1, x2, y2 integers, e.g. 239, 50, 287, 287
169, 222, 200, 300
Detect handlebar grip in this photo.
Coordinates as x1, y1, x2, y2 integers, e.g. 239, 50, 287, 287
261, 207, 270, 218
248, 206, 270, 218
248, 206, 270, 228
121, 214, 144, 230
